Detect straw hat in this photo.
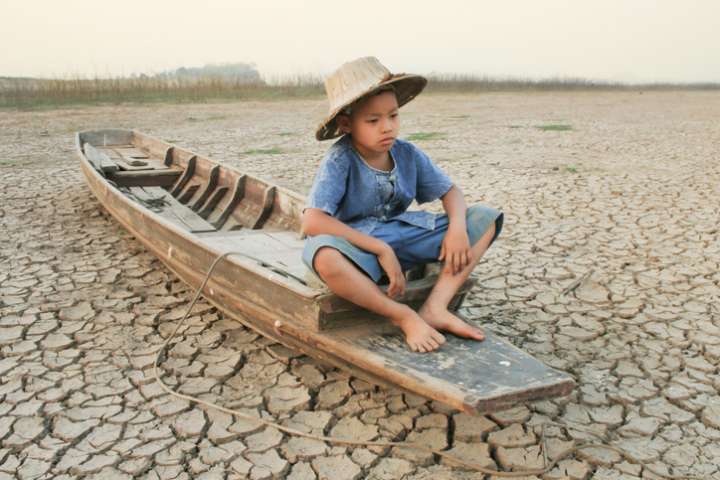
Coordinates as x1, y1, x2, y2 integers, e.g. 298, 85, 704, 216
315, 57, 427, 141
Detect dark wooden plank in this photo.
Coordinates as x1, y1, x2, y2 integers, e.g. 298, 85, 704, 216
348, 327, 575, 413
163, 146, 174, 166
250, 185, 276, 229
170, 155, 197, 197
128, 186, 216, 233
84, 144, 119, 174
108, 170, 182, 188
178, 184, 200, 204
212, 175, 246, 229
191, 165, 220, 212
198, 186, 228, 220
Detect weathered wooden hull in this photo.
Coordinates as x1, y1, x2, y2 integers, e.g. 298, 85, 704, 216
77, 129, 574, 414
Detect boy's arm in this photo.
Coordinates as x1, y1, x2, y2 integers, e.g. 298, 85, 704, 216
302, 208, 388, 255
302, 209, 406, 297
441, 184, 467, 230
439, 185, 471, 274
410, 142, 470, 274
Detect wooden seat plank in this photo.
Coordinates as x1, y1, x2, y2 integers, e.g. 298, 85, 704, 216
198, 231, 291, 255
117, 147, 150, 159
265, 231, 305, 249
195, 231, 308, 286
108, 147, 169, 171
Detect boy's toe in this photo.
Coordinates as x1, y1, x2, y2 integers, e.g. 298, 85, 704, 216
431, 330, 446, 344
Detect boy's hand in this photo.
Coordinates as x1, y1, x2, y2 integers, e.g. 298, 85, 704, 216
439, 225, 471, 275
378, 245, 406, 299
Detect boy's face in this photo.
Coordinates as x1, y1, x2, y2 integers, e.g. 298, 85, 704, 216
338, 90, 399, 158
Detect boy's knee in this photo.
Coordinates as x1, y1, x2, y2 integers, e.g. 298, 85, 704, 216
313, 247, 344, 279
466, 204, 487, 226
484, 221, 496, 237
466, 204, 503, 246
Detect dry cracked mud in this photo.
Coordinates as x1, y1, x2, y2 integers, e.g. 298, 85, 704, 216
1, 91, 719, 479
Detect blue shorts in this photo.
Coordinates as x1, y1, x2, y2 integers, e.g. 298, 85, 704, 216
302, 204, 503, 283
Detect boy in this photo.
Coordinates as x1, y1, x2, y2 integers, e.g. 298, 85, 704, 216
302, 57, 503, 353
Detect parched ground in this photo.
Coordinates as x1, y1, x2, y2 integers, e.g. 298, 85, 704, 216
1, 91, 719, 479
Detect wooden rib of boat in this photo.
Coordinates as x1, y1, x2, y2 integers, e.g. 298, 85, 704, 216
77, 128, 574, 414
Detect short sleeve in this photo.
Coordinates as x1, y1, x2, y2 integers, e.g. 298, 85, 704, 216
413, 145, 454, 204
304, 153, 349, 216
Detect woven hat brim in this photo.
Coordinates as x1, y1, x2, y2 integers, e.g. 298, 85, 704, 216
315, 74, 427, 141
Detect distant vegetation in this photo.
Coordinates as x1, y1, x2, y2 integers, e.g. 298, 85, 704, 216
536, 124, 573, 132
0, 62, 320, 109
154, 62, 262, 82
1, 65, 718, 109
427, 74, 720, 93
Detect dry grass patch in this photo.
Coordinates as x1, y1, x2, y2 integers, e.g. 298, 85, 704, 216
536, 124, 573, 132
243, 147, 284, 155
405, 132, 446, 141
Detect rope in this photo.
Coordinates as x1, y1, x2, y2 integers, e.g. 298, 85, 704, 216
152, 251, 703, 479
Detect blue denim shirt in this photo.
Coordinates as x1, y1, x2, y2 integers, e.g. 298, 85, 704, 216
305, 135, 454, 235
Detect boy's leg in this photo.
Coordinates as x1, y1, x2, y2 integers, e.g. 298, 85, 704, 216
419, 222, 496, 340
313, 247, 446, 353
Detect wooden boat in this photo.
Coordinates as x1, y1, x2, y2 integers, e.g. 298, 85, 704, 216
77, 129, 574, 414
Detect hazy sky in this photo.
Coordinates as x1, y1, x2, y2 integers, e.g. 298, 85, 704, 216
3, 0, 719, 83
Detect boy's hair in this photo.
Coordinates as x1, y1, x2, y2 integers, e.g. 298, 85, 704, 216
341, 85, 397, 117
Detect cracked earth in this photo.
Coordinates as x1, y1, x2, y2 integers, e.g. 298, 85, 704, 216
1, 91, 719, 479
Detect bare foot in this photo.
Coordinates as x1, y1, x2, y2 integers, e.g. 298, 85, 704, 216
419, 303, 485, 341
391, 307, 446, 353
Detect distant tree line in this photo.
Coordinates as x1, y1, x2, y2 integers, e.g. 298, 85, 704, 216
146, 62, 263, 83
